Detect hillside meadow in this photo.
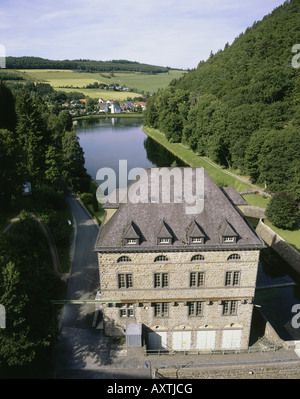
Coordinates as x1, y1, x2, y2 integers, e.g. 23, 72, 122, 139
8, 68, 185, 98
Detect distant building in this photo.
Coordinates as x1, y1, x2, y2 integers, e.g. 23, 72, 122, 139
95, 168, 265, 352
97, 103, 109, 113
110, 103, 122, 114
134, 101, 147, 111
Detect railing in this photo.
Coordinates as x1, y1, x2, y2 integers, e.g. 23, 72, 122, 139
144, 339, 282, 356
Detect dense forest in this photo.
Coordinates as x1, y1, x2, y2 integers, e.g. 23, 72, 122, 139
144, 0, 300, 200
6, 56, 171, 74
0, 81, 92, 376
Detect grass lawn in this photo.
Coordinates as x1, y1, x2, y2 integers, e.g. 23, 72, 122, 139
265, 220, 300, 252
143, 126, 253, 192
242, 194, 271, 208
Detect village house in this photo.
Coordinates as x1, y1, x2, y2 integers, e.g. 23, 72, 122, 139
94, 168, 265, 352
134, 101, 147, 111
97, 102, 109, 113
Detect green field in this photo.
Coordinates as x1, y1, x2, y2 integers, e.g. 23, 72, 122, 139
242, 194, 271, 208
265, 220, 300, 251
10, 68, 185, 98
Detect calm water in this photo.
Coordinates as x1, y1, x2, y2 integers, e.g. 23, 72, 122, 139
76, 117, 300, 341
75, 117, 185, 187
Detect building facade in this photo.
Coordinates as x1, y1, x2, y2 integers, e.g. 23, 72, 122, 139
94, 168, 265, 352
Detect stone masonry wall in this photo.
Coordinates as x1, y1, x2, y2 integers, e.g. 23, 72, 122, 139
98, 249, 260, 350
157, 361, 300, 379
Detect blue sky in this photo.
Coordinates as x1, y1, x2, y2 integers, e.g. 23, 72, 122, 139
0, 0, 286, 69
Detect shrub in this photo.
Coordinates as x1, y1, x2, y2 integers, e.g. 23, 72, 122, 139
265, 191, 299, 229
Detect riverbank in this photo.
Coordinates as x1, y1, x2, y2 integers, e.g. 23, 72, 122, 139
142, 125, 299, 254
73, 113, 144, 121
142, 126, 260, 193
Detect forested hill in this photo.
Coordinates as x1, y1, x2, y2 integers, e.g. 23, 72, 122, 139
144, 0, 300, 199
6, 56, 172, 74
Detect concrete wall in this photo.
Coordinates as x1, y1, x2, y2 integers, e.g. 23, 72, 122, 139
256, 219, 300, 274
238, 205, 266, 219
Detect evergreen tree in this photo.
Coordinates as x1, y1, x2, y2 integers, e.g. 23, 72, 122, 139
0, 129, 22, 208
0, 82, 17, 131
62, 130, 91, 192
15, 89, 50, 183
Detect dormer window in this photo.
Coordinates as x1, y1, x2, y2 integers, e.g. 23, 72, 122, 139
126, 239, 138, 245
156, 219, 173, 246
159, 238, 171, 244
188, 220, 205, 245
123, 221, 141, 246
191, 237, 203, 244
223, 236, 236, 243
219, 219, 238, 244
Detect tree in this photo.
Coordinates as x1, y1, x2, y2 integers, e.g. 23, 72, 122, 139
15, 89, 50, 183
0, 82, 17, 132
265, 192, 299, 229
45, 145, 62, 184
0, 129, 22, 208
61, 130, 91, 192
0, 261, 34, 368
57, 110, 73, 132
244, 129, 268, 182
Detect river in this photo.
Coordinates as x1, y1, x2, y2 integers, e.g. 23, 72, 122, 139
76, 117, 300, 341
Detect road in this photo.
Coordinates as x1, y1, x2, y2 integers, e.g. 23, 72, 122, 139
51, 188, 103, 377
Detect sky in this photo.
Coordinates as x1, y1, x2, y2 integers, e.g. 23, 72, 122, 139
0, 0, 286, 70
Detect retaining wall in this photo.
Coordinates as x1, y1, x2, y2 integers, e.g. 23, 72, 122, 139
238, 205, 266, 219
256, 219, 300, 274
157, 361, 300, 379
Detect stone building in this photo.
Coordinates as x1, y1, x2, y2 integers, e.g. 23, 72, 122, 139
94, 167, 265, 352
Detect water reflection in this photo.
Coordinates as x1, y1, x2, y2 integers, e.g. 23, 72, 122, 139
255, 247, 300, 340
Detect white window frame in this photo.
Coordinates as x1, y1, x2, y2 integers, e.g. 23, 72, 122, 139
159, 238, 171, 244
223, 236, 235, 243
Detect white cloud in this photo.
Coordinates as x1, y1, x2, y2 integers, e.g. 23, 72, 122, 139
0, 0, 286, 69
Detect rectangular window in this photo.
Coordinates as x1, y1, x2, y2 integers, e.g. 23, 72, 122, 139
188, 301, 204, 316
225, 271, 240, 286
222, 300, 238, 315
127, 239, 137, 245
191, 237, 203, 243
119, 304, 134, 318
154, 302, 168, 317
190, 272, 205, 287
159, 238, 171, 244
154, 273, 169, 288
118, 273, 133, 289
223, 236, 235, 243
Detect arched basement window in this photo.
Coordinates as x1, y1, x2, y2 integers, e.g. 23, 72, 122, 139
117, 256, 132, 263
227, 254, 241, 261
191, 254, 205, 261
154, 255, 169, 262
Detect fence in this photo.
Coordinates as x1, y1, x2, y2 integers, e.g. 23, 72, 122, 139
144, 337, 281, 357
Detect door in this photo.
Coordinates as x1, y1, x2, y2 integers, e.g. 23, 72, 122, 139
222, 329, 242, 349
172, 331, 191, 351
196, 330, 216, 350
147, 331, 168, 350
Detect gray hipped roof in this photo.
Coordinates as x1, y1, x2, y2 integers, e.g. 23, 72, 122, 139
95, 168, 265, 252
